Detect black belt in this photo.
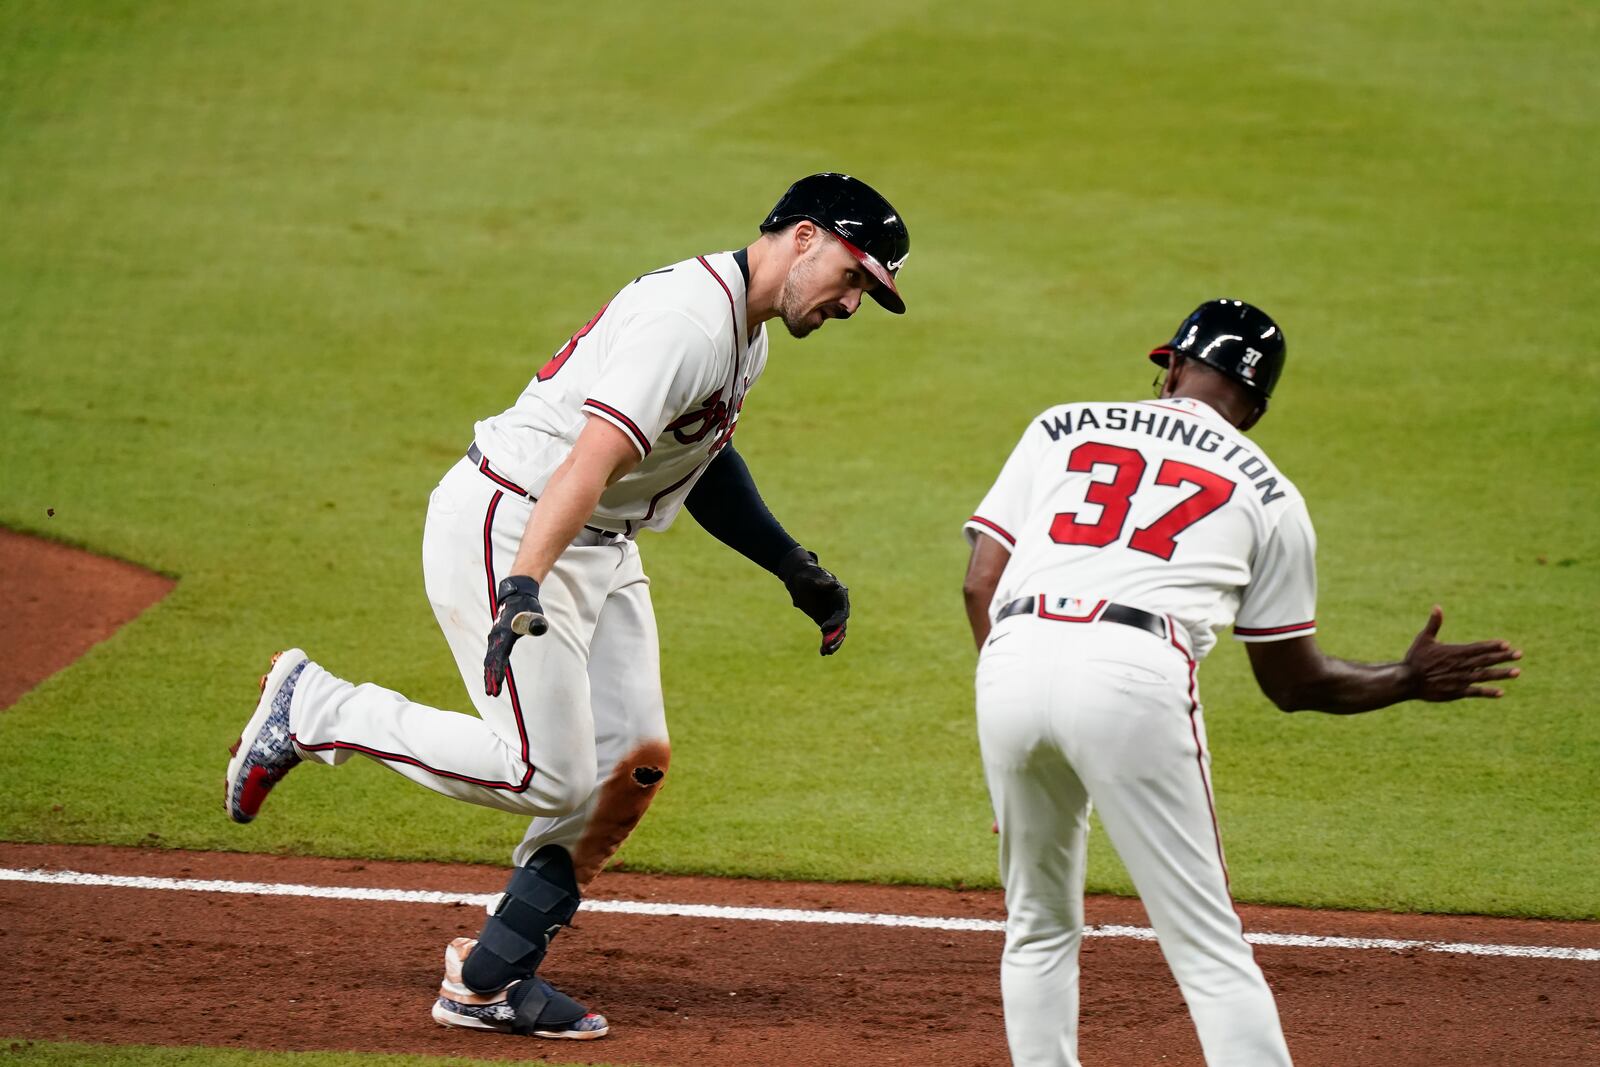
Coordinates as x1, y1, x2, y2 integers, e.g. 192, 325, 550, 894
996, 595, 1168, 642
466, 443, 628, 541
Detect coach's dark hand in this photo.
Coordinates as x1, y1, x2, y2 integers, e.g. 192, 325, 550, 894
484, 575, 548, 696
778, 546, 850, 656
1403, 605, 1521, 701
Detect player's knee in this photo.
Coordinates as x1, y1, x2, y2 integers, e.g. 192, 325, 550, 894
541, 759, 598, 816
571, 739, 670, 885
623, 739, 670, 784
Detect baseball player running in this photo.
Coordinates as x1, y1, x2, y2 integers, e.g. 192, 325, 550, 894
961, 300, 1522, 1066
224, 172, 910, 1040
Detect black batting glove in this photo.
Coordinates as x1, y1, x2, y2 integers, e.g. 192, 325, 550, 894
484, 575, 548, 696
777, 546, 850, 656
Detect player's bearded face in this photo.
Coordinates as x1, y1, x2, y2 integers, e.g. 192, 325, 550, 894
777, 237, 863, 339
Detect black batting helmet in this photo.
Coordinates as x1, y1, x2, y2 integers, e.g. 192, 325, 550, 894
760, 172, 910, 314
1149, 299, 1286, 400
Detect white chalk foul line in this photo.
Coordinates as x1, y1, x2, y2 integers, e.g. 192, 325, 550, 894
2, 866, 1595, 963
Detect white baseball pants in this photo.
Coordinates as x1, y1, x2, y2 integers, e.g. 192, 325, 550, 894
975, 611, 1292, 1067
287, 454, 669, 862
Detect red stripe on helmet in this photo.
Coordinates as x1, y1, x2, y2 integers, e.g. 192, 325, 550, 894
834, 234, 900, 298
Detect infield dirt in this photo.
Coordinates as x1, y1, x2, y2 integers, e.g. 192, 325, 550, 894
3, 842, 1597, 1066
0, 527, 173, 710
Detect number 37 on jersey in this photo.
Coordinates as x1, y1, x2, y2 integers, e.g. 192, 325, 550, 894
1049, 442, 1235, 561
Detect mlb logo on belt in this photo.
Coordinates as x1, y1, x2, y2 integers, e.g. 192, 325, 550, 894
1037, 595, 1107, 623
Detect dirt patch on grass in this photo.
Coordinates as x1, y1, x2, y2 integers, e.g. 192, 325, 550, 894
0, 527, 174, 708
1, 843, 1596, 1065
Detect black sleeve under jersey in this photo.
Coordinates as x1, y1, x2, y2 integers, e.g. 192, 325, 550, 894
684, 445, 802, 575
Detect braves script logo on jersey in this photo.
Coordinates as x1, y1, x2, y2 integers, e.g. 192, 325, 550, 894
667, 386, 743, 454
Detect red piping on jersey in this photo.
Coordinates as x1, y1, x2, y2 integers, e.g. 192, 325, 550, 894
291, 491, 536, 794
290, 735, 537, 790
697, 254, 736, 309
1163, 612, 1193, 659
967, 515, 1016, 546
478, 456, 531, 498
1139, 400, 1211, 418
482, 491, 508, 625
696, 255, 746, 424
642, 460, 709, 523
1171, 625, 1230, 889
1036, 595, 1107, 623
1234, 620, 1316, 637
583, 399, 652, 457
471, 451, 626, 540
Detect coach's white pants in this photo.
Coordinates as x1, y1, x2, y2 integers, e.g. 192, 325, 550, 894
287, 455, 668, 859
976, 612, 1292, 1067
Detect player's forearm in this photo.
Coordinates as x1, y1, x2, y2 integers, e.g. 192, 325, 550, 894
506, 416, 640, 583
962, 537, 1010, 650
509, 457, 610, 583
964, 587, 994, 650
960, 537, 1011, 646
961, 572, 1001, 650
1272, 655, 1416, 714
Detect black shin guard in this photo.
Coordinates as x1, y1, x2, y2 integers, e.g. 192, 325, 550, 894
462, 844, 580, 994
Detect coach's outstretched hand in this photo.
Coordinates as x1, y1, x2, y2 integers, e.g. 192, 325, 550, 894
778, 546, 850, 656
484, 575, 548, 696
1403, 605, 1522, 701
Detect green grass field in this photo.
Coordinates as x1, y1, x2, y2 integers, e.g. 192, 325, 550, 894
1, 0, 1596, 923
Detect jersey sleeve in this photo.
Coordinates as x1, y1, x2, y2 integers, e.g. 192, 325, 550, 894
962, 416, 1048, 551
580, 310, 717, 460
1234, 498, 1318, 642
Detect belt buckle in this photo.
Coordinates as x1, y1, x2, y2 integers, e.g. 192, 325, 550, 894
1038, 595, 1104, 623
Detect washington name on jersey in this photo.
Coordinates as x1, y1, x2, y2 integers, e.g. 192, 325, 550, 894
1036, 403, 1289, 507
964, 397, 1318, 661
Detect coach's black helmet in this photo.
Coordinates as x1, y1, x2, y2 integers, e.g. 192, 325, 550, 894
761, 172, 910, 314
1149, 299, 1286, 399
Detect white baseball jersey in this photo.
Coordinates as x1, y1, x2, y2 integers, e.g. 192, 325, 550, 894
474, 250, 769, 534
964, 397, 1316, 661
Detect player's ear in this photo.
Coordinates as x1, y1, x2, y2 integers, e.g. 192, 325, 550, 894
1158, 355, 1182, 397
791, 220, 818, 255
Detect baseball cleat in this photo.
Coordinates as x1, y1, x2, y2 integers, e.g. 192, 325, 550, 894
224, 649, 309, 824
433, 937, 608, 1040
